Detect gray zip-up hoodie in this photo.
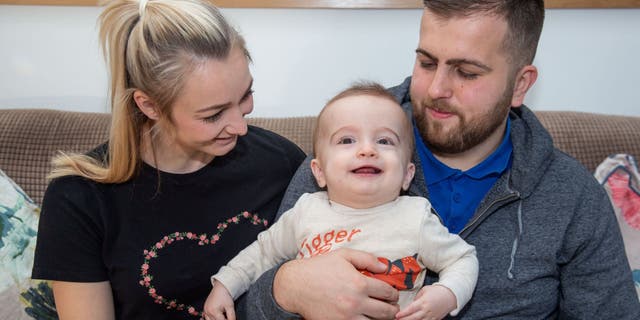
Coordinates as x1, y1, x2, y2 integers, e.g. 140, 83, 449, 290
239, 77, 640, 319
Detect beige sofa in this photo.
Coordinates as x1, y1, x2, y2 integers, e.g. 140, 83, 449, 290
1, 108, 640, 318
1, 108, 640, 206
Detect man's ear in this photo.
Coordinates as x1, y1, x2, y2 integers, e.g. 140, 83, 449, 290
511, 65, 538, 108
402, 162, 416, 191
310, 158, 327, 188
133, 90, 160, 120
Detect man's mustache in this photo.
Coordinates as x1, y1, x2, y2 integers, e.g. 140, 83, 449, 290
421, 100, 460, 117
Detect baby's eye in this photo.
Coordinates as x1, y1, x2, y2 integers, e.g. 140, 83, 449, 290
337, 137, 356, 144
377, 137, 395, 145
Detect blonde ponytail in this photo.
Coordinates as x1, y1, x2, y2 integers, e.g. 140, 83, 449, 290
49, 0, 250, 183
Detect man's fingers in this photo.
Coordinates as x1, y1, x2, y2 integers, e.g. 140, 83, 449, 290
363, 276, 399, 304
338, 248, 387, 273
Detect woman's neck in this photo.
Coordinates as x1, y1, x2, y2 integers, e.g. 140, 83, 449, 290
139, 126, 213, 174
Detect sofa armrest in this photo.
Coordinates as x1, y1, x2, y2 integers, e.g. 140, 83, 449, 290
0, 109, 110, 205
536, 111, 640, 173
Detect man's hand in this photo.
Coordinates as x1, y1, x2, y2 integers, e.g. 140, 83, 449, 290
395, 284, 457, 320
203, 280, 236, 320
273, 248, 400, 320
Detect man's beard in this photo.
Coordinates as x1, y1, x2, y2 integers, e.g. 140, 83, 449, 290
413, 86, 513, 155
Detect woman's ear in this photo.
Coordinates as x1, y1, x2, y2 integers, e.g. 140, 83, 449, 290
511, 65, 538, 108
310, 159, 327, 188
133, 90, 160, 120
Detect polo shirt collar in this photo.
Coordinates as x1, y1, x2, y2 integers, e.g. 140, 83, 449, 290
414, 118, 513, 185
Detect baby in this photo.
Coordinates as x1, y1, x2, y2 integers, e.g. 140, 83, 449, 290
203, 82, 478, 320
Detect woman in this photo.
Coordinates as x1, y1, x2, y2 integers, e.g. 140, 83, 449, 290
31, 0, 305, 319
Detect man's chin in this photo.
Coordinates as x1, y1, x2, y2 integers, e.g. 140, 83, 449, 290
424, 130, 466, 154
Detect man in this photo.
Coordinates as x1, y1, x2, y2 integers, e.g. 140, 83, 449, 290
239, 0, 640, 319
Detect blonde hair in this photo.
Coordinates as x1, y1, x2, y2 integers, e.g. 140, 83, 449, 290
49, 0, 250, 182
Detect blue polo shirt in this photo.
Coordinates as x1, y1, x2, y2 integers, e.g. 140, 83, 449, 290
414, 119, 513, 234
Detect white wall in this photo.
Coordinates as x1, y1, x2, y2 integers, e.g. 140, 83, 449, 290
1, 5, 639, 117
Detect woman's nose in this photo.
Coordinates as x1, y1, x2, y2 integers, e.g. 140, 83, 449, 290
225, 106, 248, 136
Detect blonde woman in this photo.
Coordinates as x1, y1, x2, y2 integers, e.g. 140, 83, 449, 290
31, 0, 305, 319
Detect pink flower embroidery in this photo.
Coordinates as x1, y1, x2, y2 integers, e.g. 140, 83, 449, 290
138, 211, 268, 318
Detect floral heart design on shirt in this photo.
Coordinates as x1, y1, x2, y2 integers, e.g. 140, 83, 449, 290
138, 211, 268, 318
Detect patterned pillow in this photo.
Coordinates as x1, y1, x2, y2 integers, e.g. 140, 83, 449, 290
594, 154, 640, 300
0, 169, 57, 319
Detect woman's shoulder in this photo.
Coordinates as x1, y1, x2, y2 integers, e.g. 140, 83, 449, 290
44, 174, 103, 210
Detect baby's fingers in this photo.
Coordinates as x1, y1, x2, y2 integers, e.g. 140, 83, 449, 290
223, 304, 236, 320
203, 310, 224, 320
395, 301, 422, 319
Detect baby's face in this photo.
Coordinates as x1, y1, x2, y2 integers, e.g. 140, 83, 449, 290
311, 95, 415, 209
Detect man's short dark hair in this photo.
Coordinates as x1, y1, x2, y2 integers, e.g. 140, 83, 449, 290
423, 0, 545, 69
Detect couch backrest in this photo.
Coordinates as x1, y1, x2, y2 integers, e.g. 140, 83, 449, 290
2, 108, 639, 206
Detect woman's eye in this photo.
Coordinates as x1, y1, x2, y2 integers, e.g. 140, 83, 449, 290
203, 112, 222, 123
338, 137, 355, 144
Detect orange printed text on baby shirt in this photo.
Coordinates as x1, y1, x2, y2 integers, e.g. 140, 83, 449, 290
297, 228, 361, 258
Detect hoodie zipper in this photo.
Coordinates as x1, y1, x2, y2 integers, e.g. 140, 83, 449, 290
458, 191, 521, 237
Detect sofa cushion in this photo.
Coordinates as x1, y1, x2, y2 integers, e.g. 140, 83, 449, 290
594, 154, 640, 300
0, 169, 57, 319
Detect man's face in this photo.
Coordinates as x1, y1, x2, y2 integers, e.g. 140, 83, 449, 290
410, 9, 516, 156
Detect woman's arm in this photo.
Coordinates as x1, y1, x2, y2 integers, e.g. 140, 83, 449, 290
52, 281, 115, 320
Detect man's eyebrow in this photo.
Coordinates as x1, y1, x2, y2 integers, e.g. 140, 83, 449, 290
195, 79, 254, 114
415, 48, 492, 72
448, 58, 492, 72
416, 48, 437, 62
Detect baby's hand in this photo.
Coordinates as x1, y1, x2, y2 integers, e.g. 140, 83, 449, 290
203, 280, 235, 320
395, 284, 456, 320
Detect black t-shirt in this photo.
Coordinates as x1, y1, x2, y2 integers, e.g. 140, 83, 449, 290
32, 126, 305, 319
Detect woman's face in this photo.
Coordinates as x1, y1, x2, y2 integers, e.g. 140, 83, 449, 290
166, 46, 254, 166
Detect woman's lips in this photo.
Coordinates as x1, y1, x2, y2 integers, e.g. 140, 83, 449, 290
214, 136, 236, 146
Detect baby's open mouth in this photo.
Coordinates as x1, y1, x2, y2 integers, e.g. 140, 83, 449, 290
352, 166, 382, 174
